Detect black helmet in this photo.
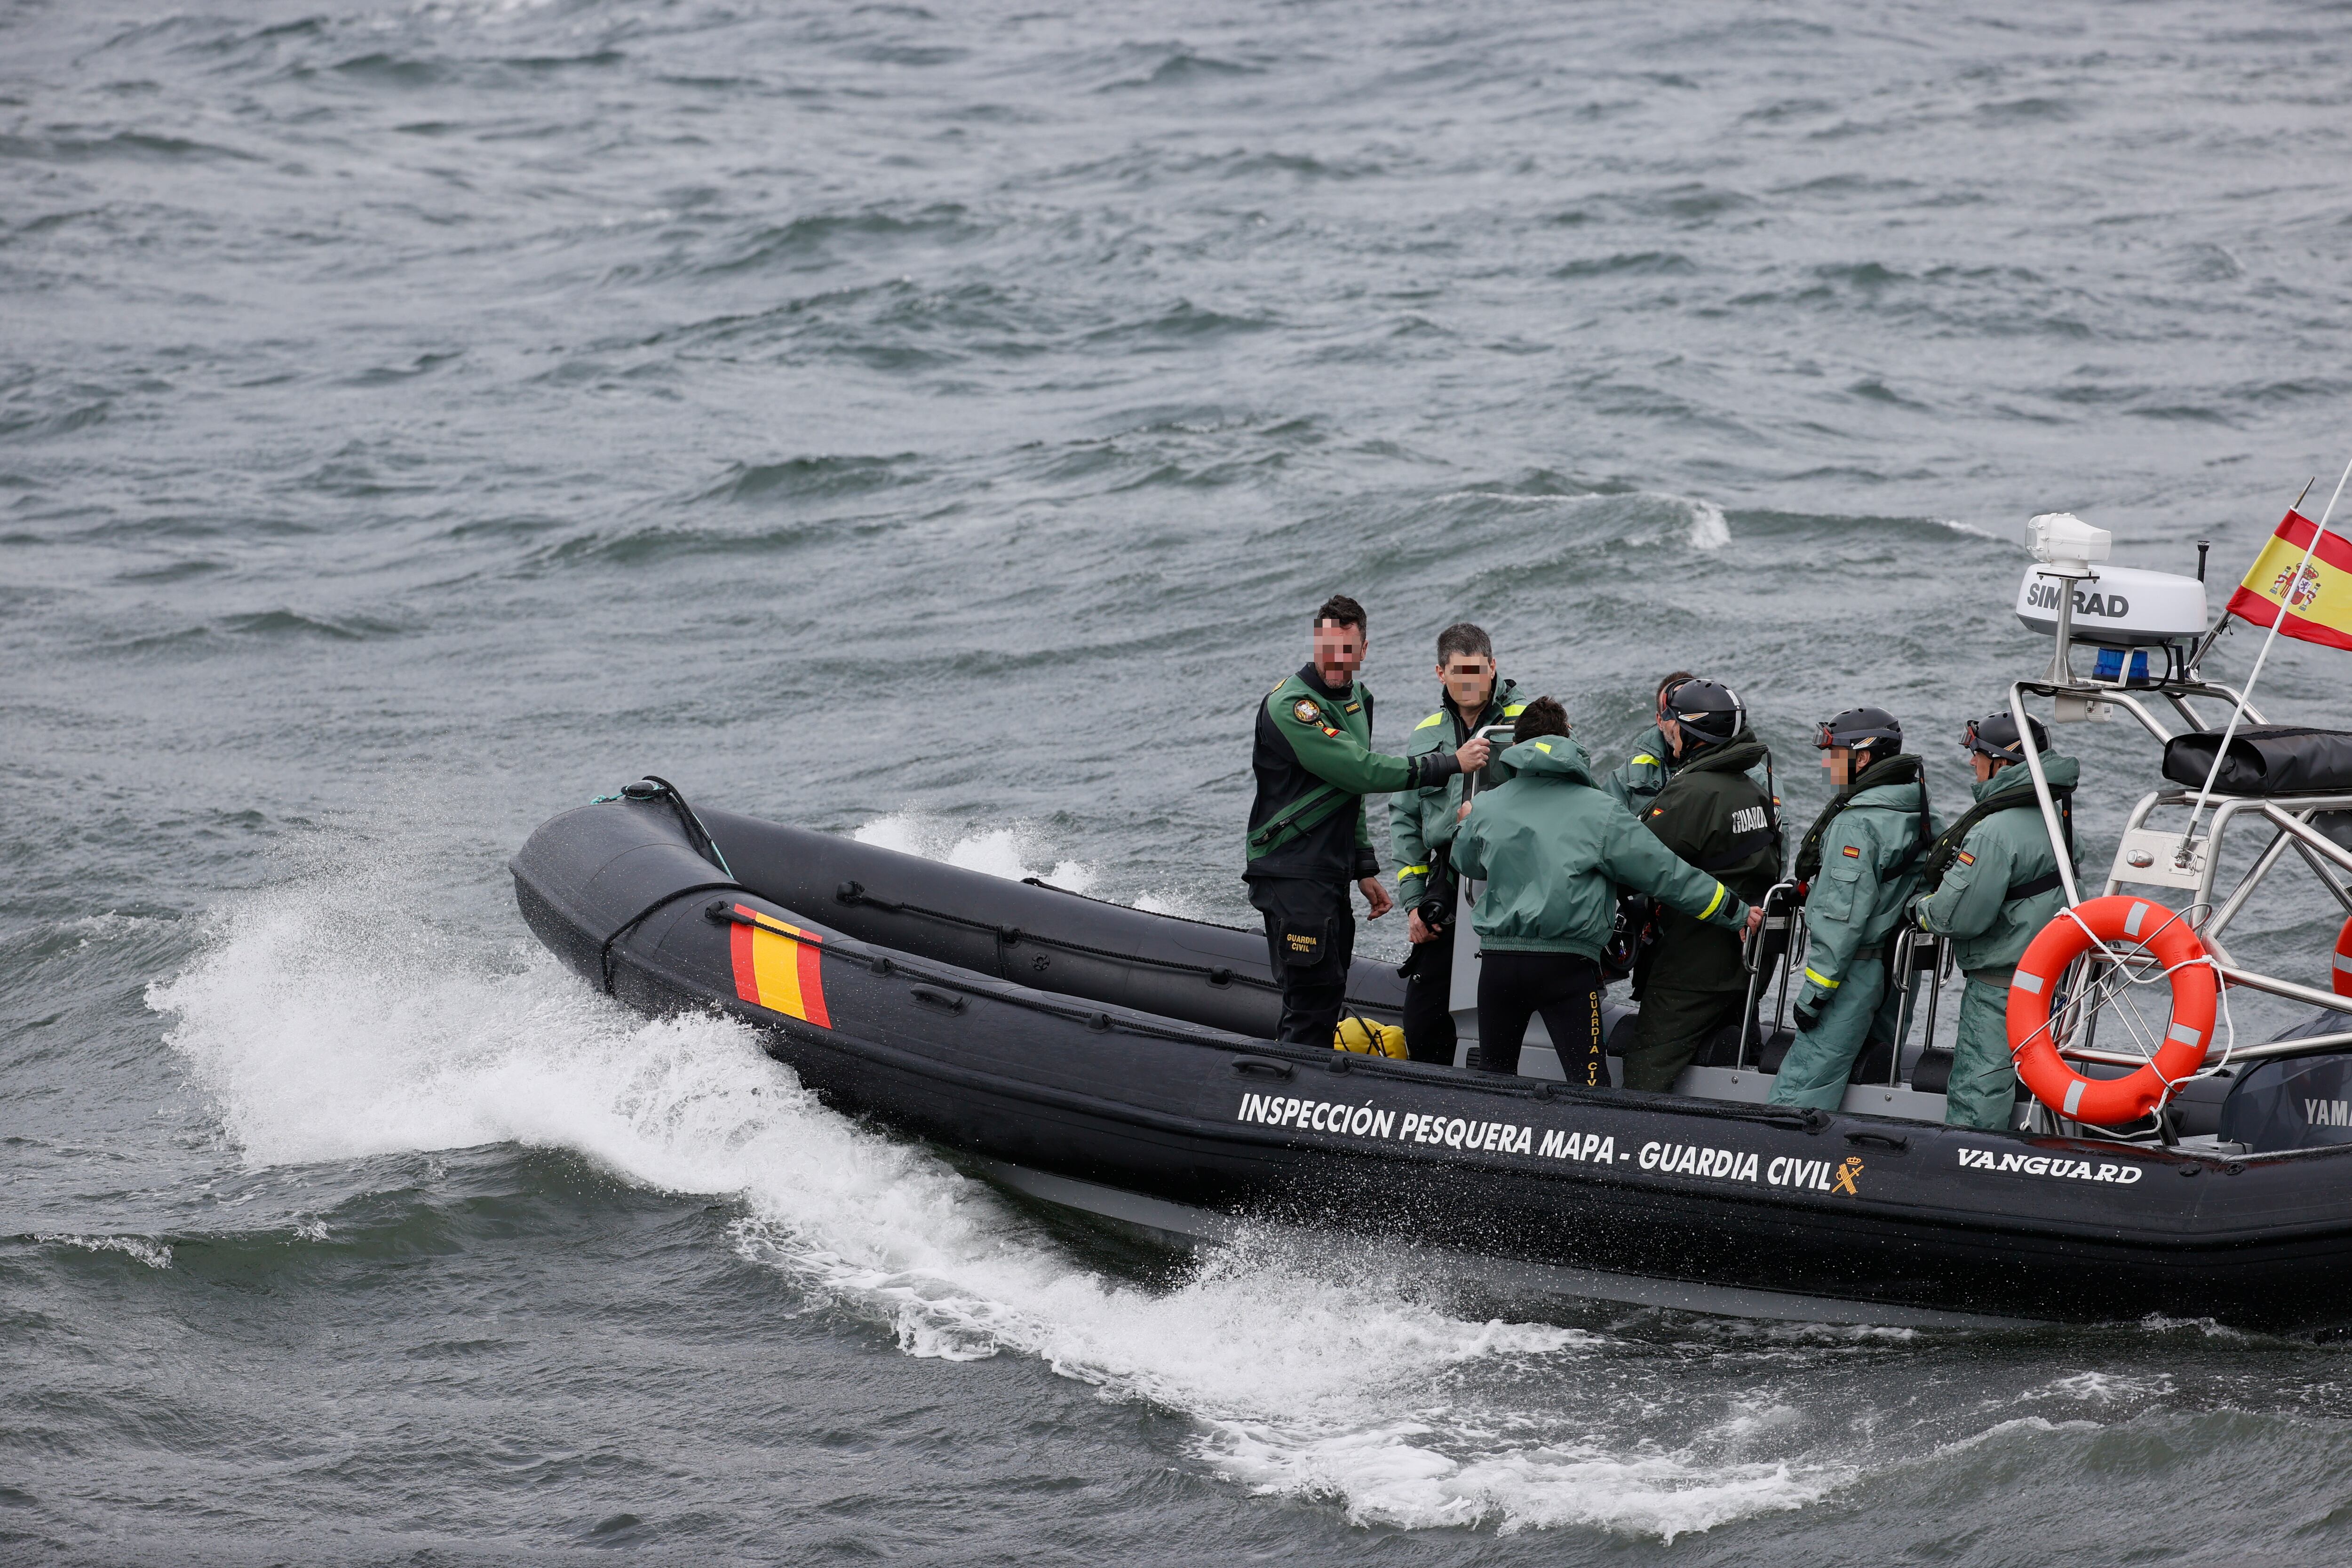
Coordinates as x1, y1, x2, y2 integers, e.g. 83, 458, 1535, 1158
1663, 678, 1745, 747
1815, 706, 1903, 755
1963, 710, 2048, 765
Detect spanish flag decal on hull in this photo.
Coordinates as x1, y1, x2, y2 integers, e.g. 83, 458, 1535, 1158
728, 904, 831, 1027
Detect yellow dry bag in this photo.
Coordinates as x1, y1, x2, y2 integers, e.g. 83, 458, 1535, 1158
1333, 1015, 1408, 1059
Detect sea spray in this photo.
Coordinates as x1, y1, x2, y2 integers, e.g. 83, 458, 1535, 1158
150, 851, 1853, 1537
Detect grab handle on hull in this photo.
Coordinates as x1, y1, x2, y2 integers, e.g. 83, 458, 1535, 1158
1231, 1057, 1295, 1081
910, 987, 967, 1016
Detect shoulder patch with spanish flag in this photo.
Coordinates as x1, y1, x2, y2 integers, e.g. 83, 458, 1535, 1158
1842, 844, 1862, 857
729, 905, 830, 1027
1956, 849, 1976, 866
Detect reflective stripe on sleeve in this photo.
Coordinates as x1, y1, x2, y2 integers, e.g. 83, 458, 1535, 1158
1804, 967, 1841, 989
1629, 753, 1658, 766
1699, 883, 1727, 921
1415, 712, 1445, 730
1398, 864, 1428, 881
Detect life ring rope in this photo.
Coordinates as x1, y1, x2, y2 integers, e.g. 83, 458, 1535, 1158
2042, 898, 2237, 1093
2006, 895, 2233, 1125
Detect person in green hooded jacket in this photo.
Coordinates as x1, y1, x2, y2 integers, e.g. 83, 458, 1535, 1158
1913, 711, 2079, 1131
1619, 679, 1783, 1092
1389, 621, 1528, 1065
1767, 706, 1938, 1111
1451, 697, 1759, 1085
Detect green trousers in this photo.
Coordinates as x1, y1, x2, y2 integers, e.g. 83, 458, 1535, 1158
1945, 973, 2020, 1131
1766, 956, 1907, 1111
1621, 987, 1746, 1092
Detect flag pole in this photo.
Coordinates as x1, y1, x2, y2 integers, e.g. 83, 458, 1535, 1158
2176, 451, 2352, 869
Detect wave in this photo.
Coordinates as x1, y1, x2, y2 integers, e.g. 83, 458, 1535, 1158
1437, 484, 1731, 551
146, 840, 1853, 1537
35, 1233, 173, 1269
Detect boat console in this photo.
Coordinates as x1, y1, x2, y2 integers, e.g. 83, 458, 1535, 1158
1449, 509, 2352, 1157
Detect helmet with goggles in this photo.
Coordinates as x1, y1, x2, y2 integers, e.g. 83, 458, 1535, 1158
1962, 710, 2048, 765
1814, 706, 1903, 756
1662, 678, 1746, 747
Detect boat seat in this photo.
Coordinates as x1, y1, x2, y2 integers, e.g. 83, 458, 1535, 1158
1909, 1049, 1955, 1096
2162, 726, 2352, 796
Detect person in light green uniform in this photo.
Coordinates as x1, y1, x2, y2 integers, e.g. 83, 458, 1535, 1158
1605, 669, 1694, 814
1913, 711, 2079, 1130
1390, 622, 1527, 1064
1451, 698, 1759, 1083
1767, 706, 1937, 1111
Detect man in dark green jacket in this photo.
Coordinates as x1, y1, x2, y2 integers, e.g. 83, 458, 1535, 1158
1245, 595, 1489, 1045
1915, 711, 2079, 1131
1452, 698, 1759, 1084
1389, 621, 1527, 1064
1619, 679, 1783, 1091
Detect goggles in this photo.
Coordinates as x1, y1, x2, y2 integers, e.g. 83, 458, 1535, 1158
1962, 718, 2026, 762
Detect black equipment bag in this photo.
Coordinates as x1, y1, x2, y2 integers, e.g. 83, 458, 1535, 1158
2162, 726, 2352, 797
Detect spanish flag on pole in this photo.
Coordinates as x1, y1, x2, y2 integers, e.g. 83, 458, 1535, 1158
2226, 510, 2352, 652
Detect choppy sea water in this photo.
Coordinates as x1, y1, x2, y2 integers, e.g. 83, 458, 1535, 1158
8, 0, 2352, 1560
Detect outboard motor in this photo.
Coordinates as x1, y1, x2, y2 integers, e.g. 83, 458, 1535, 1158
2219, 1011, 2352, 1152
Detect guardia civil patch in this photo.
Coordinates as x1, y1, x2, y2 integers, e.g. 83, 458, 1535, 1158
1291, 699, 1322, 724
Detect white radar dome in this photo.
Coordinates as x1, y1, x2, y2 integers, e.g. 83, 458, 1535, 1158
2015, 564, 2208, 647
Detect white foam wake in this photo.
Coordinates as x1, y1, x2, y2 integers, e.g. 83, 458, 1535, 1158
852, 811, 1209, 919
853, 811, 1098, 891
149, 848, 1846, 1538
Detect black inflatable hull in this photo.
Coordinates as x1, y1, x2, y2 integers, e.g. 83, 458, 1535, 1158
512, 793, 2352, 1330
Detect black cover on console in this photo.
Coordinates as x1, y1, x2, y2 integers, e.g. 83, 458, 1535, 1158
2161, 726, 2352, 796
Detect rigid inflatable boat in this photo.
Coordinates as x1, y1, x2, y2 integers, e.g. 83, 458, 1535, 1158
512, 788, 2352, 1331
511, 515, 2352, 1330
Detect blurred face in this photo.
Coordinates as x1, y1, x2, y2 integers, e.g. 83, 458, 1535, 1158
1312, 619, 1366, 685
1825, 745, 1855, 788
1661, 716, 1685, 759
1971, 752, 2001, 784
1437, 651, 1496, 713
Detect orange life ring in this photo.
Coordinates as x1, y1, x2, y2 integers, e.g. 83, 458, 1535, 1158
2334, 914, 2352, 999
2006, 895, 2219, 1125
